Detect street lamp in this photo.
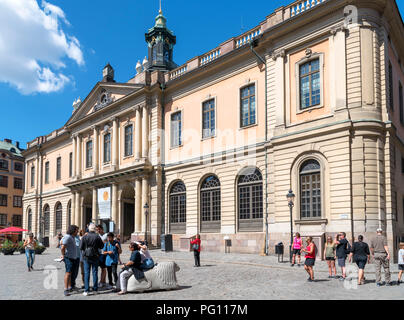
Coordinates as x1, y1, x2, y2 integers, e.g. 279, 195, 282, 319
286, 189, 295, 262
144, 203, 149, 246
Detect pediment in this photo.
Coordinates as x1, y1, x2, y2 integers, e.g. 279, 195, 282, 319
65, 82, 144, 127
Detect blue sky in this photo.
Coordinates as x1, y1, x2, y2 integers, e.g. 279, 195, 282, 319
1, 0, 403, 148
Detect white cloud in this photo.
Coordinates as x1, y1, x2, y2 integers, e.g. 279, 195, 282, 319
0, 0, 84, 94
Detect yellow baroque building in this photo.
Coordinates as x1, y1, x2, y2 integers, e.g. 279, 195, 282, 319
23, 0, 404, 260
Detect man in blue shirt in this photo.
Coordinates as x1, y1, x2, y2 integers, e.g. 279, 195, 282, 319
60, 225, 79, 296
103, 232, 120, 287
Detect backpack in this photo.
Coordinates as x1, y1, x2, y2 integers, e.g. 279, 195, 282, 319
192, 243, 200, 251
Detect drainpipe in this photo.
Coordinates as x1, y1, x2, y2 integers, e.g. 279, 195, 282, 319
160, 82, 166, 240
37, 142, 43, 244
250, 39, 269, 255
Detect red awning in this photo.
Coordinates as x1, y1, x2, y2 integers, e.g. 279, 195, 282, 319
0, 227, 28, 234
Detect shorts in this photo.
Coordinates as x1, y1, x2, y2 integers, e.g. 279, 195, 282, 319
292, 249, 301, 255
99, 255, 106, 269
64, 257, 78, 273
305, 258, 315, 267
326, 257, 335, 261
355, 257, 367, 270
399, 264, 404, 271
337, 258, 346, 267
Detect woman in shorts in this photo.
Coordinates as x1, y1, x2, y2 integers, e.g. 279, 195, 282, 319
291, 233, 302, 267
348, 235, 370, 285
324, 236, 337, 278
302, 237, 316, 282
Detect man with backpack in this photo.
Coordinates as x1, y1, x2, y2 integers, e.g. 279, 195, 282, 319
190, 234, 201, 267
335, 232, 351, 280
80, 223, 104, 296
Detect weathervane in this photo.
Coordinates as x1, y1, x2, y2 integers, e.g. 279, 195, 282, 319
159, 0, 162, 13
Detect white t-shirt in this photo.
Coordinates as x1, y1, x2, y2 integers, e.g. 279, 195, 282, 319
398, 249, 404, 265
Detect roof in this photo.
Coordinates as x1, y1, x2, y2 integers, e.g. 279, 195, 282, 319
0, 140, 23, 157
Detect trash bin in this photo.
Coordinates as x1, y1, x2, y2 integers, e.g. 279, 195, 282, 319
161, 234, 173, 252
275, 242, 284, 262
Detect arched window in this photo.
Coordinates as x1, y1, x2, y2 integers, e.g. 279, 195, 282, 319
238, 168, 263, 231
27, 209, 32, 232
200, 175, 221, 233
300, 159, 321, 219
169, 181, 186, 234
55, 203, 62, 234
43, 205, 50, 237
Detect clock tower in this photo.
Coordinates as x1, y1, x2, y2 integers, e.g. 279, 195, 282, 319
145, 5, 177, 71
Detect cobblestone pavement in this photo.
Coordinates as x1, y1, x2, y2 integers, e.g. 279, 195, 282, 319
1, 247, 403, 300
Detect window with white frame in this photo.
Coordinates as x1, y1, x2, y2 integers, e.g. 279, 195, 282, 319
171, 112, 182, 148
124, 125, 133, 157
86, 140, 93, 168
202, 99, 215, 138
45, 162, 49, 184
240, 84, 256, 127
299, 59, 321, 110
56, 157, 61, 181
300, 159, 322, 219
104, 133, 111, 163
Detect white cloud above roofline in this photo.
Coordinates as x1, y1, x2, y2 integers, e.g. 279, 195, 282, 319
0, 0, 84, 94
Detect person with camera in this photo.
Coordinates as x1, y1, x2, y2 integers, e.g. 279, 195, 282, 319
335, 232, 351, 280
117, 242, 142, 295
190, 234, 201, 267
80, 224, 104, 296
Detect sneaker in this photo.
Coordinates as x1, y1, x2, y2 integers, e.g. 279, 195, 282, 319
64, 290, 70, 297
339, 277, 346, 281
83, 291, 89, 296
328, 276, 333, 279
297, 264, 301, 267
376, 282, 382, 287
291, 264, 294, 267
98, 282, 104, 288
307, 278, 314, 282
386, 282, 394, 286
28, 268, 31, 272
70, 286, 79, 292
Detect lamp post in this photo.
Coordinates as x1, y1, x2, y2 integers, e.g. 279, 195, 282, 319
144, 202, 149, 246
286, 189, 295, 262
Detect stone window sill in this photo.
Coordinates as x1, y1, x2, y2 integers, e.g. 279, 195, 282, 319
294, 218, 328, 225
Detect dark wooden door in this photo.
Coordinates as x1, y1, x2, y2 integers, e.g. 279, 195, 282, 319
123, 203, 134, 239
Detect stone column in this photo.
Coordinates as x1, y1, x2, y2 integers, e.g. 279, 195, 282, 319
75, 191, 81, 227
135, 178, 142, 232
112, 183, 118, 233
141, 176, 149, 233
112, 117, 119, 168
77, 135, 82, 177
72, 135, 77, 177
93, 126, 99, 174
142, 106, 149, 158
71, 192, 76, 228
135, 107, 142, 160
273, 50, 285, 128
92, 187, 97, 223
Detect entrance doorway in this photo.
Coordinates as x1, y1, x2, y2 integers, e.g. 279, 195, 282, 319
100, 219, 112, 233
84, 207, 92, 230
123, 202, 135, 241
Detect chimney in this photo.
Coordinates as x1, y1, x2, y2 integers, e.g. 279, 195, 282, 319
4, 139, 12, 144
16, 141, 20, 149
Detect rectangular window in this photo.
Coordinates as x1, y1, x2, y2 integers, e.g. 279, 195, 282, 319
45, 162, 49, 184
124, 125, 133, 157
300, 59, 321, 110
86, 140, 93, 168
56, 157, 61, 181
0, 194, 7, 207
31, 166, 35, 187
12, 215, 22, 227
14, 178, 23, 190
13, 196, 22, 208
0, 214, 7, 226
14, 162, 23, 172
202, 99, 215, 138
0, 175, 8, 188
399, 81, 403, 125
240, 84, 256, 127
69, 152, 72, 177
171, 112, 182, 148
389, 62, 394, 110
104, 133, 111, 163
0, 159, 8, 171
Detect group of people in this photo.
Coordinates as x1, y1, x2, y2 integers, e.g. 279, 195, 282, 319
59, 223, 154, 296
292, 229, 404, 286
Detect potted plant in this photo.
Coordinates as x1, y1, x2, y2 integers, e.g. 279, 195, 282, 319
34, 242, 46, 255
17, 241, 25, 254
1, 239, 16, 255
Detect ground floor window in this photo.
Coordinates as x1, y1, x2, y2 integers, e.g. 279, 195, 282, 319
300, 159, 322, 219
200, 175, 221, 233
169, 181, 186, 234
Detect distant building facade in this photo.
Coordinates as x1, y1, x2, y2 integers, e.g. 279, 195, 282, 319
23, 0, 404, 260
0, 139, 24, 239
